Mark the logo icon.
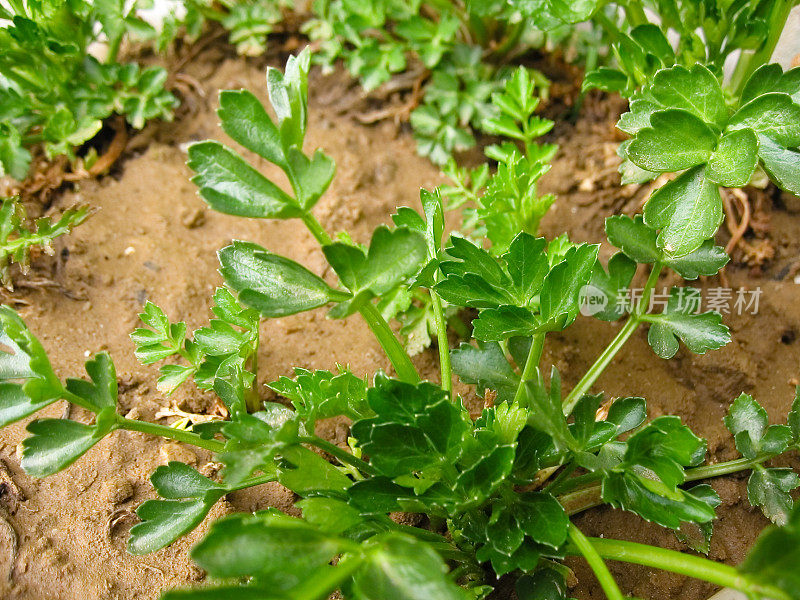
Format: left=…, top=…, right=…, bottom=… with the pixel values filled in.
left=579, top=284, right=608, bottom=317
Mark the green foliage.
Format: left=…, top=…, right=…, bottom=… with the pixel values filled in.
left=3, top=48, right=800, bottom=600
left=435, top=232, right=598, bottom=340
left=130, top=289, right=260, bottom=397
left=0, top=197, right=89, bottom=288
left=0, top=0, right=176, bottom=179
left=725, top=392, right=799, bottom=525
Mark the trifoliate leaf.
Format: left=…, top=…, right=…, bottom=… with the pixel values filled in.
left=351, top=376, right=471, bottom=478
left=323, top=226, right=427, bottom=299
left=268, top=368, right=370, bottom=426
left=724, top=392, right=793, bottom=460
left=129, top=462, right=232, bottom=555
left=645, top=288, right=730, bottom=359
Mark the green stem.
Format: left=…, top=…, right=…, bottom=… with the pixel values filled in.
left=106, top=34, right=122, bottom=64
left=685, top=455, right=769, bottom=482
left=244, top=335, right=261, bottom=413
left=300, top=211, right=418, bottom=384
left=543, top=463, right=578, bottom=495
left=576, top=537, right=791, bottom=600
left=227, top=472, right=277, bottom=492
left=300, top=435, right=378, bottom=476
left=431, top=290, right=452, bottom=395
left=118, top=417, right=225, bottom=452
left=301, top=212, right=333, bottom=246
left=568, top=524, right=624, bottom=600
left=562, top=263, right=662, bottom=416
left=624, top=0, right=648, bottom=27
left=729, top=0, right=794, bottom=97
left=359, top=301, right=420, bottom=384
left=512, top=333, right=545, bottom=406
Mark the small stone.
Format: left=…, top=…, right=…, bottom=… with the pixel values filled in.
left=123, top=246, right=136, bottom=256
left=181, top=208, right=206, bottom=229
left=101, top=477, right=134, bottom=505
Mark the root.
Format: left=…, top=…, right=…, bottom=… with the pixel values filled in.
left=722, top=188, right=751, bottom=255
left=64, top=115, right=129, bottom=181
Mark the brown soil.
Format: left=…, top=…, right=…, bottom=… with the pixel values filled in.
left=1, top=45, right=800, bottom=600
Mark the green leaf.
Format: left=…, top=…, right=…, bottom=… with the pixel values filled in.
left=643, top=165, right=722, bottom=258
left=729, top=93, right=800, bottom=148
left=286, top=148, right=336, bottom=209
left=585, top=253, right=636, bottom=321
left=525, top=368, right=575, bottom=452
left=625, top=415, right=707, bottom=487
left=129, top=462, right=259, bottom=555
left=675, top=484, right=721, bottom=554
left=605, top=214, right=659, bottom=264
left=627, top=109, right=717, bottom=172
left=269, top=368, right=370, bottom=426
left=351, top=534, right=470, bottom=600
left=191, top=511, right=346, bottom=586
left=665, top=241, right=729, bottom=280
left=450, top=342, right=519, bottom=403
left=0, top=307, right=63, bottom=426
left=790, top=387, right=800, bottom=444
left=351, top=375, right=471, bottom=478
left=515, top=492, right=569, bottom=548
left=64, top=352, right=117, bottom=412
left=0, top=125, right=31, bottom=180
left=539, top=244, right=599, bottom=330
left=601, top=417, right=715, bottom=529
left=706, top=128, right=759, bottom=187
left=323, top=226, right=427, bottom=299
left=756, top=133, right=800, bottom=196
left=739, top=503, right=800, bottom=599
left=646, top=288, right=730, bottom=359
left=188, top=141, right=302, bottom=219
left=219, top=240, right=351, bottom=317
left=218, top=89, right=285, bottom=167
left=724, top=393, right=793, bottom=460
left=650, top=64, right=727, bottom=129
left=748, top=467, right=799, bottom=526
left=582, top=68, right=629, bottom=94
left=741, top=64, right=800, bottom=105
left=279, top=444, right=353, bottom=496
left=20, top=408, right=118, bottom=477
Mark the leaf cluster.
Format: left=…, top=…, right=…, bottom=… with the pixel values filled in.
left=0, top=0, right=177, bottom=179
left=0, top=197, right=89, bottom=289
